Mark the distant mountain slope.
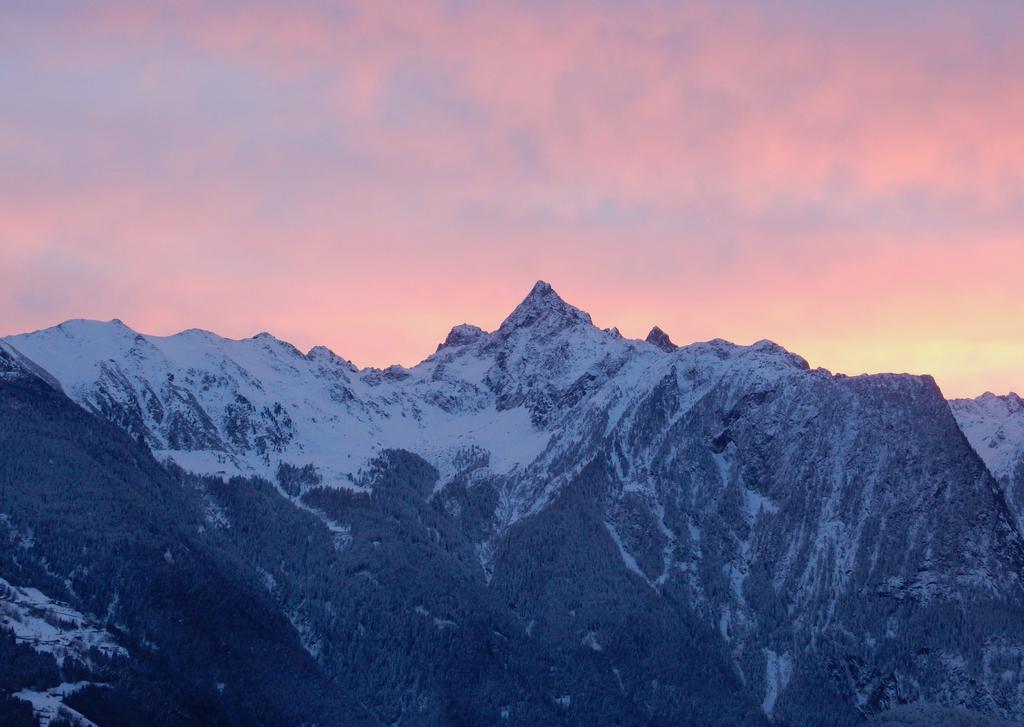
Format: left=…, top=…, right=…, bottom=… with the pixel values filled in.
left=0, top=355, right=372, bottom=725
left=5, top=282, right=1024, bottom=723
left=950, top=393, right=1024, bottom=531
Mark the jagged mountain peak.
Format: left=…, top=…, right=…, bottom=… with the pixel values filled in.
left=529, top=279, right=554, bottom=295
left=645, top=325, right=677, bottom=352
left=964, top=390, right=1024, bottom=411
left=497, top=280, right=593, bottom=334
left=437, top=323, right=486, bottom=351
left=307, top=345, right=358, bottom=371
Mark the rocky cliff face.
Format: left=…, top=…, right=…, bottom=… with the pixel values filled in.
left=6, top=281, right=1024, bottom=723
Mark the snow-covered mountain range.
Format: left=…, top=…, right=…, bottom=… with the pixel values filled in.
left=6, top=281, right=786, bottom=509
left=9, top=280, right=1023, bottom=526
left=3, top=281, right=1024, bottom=724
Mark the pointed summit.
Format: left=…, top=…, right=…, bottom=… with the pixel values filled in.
left=645, top=326, right=677, bottom=352
left=498, top=281, right=593, bottom=335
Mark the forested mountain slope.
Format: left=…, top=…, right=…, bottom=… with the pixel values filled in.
left=0, top=344, right=372, bottom=725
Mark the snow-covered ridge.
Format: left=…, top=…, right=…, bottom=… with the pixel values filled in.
left=950, top=392, right=1024, bottom=484
left=3, top=281, right=806, bottom=497
left=0, top=339, right=63, bottom=390
left=950, top=392, right=1024, bottom=532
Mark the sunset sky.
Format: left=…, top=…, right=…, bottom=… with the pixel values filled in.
left=2, top=1, right=1022, bottom=398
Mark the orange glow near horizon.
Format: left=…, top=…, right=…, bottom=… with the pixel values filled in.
left=1, top=1, right=1022, bottom=399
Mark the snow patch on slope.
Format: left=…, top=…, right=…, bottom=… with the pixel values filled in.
left=15, top=682, right=102, bottom=727
left=604, top=521, right=649, bottom=584
left=950, top=393, right=1024, bottom=483
left=762, top=649, right=793, bottom=718
left=0, top=577, right=126, bottom=667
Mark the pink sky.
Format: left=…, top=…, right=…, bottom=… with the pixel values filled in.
left=2, top=1, right=1022, bottom=398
